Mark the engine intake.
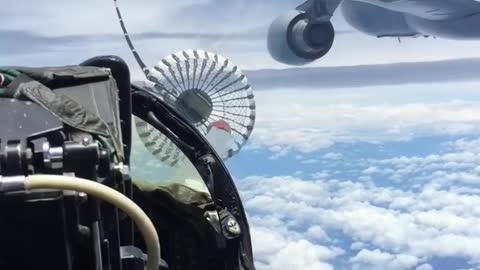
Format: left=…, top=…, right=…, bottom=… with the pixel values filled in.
left=267, top=10, right=335, bottom=65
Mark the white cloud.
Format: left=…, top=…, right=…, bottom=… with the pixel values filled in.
left=5, top=0, right=480, bottom=71
left=363, top=166, right=380, bottom=174
left=249, top=218, right=343, bottom=270
left=0, top=0, right=209, bottom=36
left=323, top=152, right=343, bottom=160
left=350, top=242, right=365, bottom=251
left=250, top=86, right=480, bottom=155
left=240, top=174, right=480, bottom=269
left=350, top=249, right=419, bottom=270
left=267, top=145, right=292, bottom=160
left=239, top=138, right=480, bottom=269
left=306, top=226, right=331, bottom=242
left=265, top=240, right=343, bottom=270
left=311, top=171, right=330, bottom=179
left=451, top=138, right=480, bottom=153
left=416, top=264, right=433, bottom=270
left=366, top=138, right=480, bottom=188
left=301, top=159, right=319, bottom=164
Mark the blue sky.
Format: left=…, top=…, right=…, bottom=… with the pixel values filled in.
left=4, top=1, right=480, bottom=270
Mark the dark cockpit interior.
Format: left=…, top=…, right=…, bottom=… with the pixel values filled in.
left=0, top=55, right=255, bottom=270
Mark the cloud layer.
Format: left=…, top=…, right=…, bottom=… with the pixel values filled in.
left=4, top=1, right=480, bottom=71
left=245, top=58, right=480, bottom=90
left=249, top=84, right=480, bottom=157
left=238, top=136, right=480, bottom=270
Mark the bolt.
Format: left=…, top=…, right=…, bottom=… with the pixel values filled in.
left=78, top=225, right=91, bottom=237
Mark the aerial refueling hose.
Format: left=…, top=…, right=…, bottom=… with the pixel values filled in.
left=22, top=174, right=161, bottom=270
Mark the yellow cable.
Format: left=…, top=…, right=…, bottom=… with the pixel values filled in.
left=25, top=174, right=161, bottom=270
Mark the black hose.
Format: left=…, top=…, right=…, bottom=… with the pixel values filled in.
left=112, top=0, right=151, bottom=78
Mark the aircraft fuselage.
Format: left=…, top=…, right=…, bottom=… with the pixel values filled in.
left=267, top=0, right=480, bottom=65
left=355, top=0, right=480, bottom=20
left=342, top=0, right=480, bottom=39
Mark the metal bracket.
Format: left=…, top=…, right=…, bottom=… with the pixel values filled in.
left=113, top=163, right=130, bottom=178
left=43, top=141, right=64, bottom=170
left=120, top=246, right=169, bottom=270
left=205, top=210, right=221, bottom=234
left=0, top=175, right=26, bottom=192
left=296, top=0, right=342, bottom=22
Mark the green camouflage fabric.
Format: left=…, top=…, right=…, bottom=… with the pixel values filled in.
left=0, top=66, right=123, bottom=161
left=0, top=69, right=21, bottom=95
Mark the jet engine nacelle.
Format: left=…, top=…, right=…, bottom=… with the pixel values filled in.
left=267, top=10, right=335, bottom=66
